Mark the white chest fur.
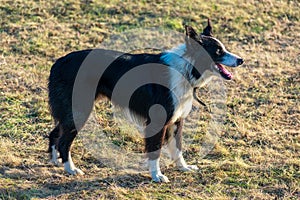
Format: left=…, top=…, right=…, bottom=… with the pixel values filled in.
left=160, top=43, right=196, bottom=123
left=171, top=90, right=193, bottom=123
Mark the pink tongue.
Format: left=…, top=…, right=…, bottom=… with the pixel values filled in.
left=216, top=63, right=232, bottom=79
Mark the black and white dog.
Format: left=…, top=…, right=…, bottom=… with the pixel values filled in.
left=48, top=19, right=243, bottom=182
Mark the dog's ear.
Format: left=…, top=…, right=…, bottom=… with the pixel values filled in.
left=202, top=18, right=213, bottom=36
left=185, top=25, right=198, bottom=39
left=184, top=25, right=203, bottom=46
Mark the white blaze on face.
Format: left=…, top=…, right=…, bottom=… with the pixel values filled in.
left=210, top=37, right=242, bottom=67
left=221, top=51, right=242, bottom=67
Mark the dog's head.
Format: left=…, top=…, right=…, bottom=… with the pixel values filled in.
left=184, top=19, right=244, bottom=80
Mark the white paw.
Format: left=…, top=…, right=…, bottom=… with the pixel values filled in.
left=50, top=157, right=63, bottom=166
left=64, top=161, right=84, bottom=175
left=178, top=165, right=199, bottom=172
left=65, top=167, right=85, bottom=175
left=151, top=172, right=170, bottom=183
left=50, top=145, right=62, bottom=166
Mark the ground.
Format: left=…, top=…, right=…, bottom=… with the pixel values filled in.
left=0, top=0, right=299, bottom=199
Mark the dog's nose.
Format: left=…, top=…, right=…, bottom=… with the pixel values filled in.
left=237, top=58, right=244, bottom=65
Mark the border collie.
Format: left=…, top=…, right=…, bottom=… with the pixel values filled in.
left=48, top=19, right=243, bottom=182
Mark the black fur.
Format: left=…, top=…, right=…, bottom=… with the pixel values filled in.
left=48, top=50, right=183, bottom=163
left=48, top=20, right=243, bottom=179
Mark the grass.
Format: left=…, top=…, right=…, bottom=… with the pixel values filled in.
left=0, top=0, right=299, bottom=199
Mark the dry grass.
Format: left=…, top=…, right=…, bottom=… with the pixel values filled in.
left=0, top=0, right=299, bottom=199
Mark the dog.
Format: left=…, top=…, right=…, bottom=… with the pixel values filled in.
left=48, top=19, right=243, bottom=182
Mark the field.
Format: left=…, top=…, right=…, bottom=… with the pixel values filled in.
left=0, top=0, right=299, bottom=199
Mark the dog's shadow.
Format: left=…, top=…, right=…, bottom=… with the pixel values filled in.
left=0, top=162, right=152, bottom=199
left=81, top=155, right=152, bottom=187
left=101, top=173, right=152, bottom=188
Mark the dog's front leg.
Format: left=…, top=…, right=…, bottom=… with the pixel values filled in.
left=167, top=119, right=199, bottom=172
left=148, top=158, right=169, bottom=183
left=145, top=126, right=169, bottom=183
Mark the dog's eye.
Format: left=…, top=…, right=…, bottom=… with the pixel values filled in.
left=216, top=48, right=223, bottom=56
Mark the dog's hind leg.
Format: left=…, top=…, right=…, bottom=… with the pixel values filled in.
left=145, top=125, right=169, bottom=183
left=167, top=119, right=198, bottom=172
left=58, top=126, right=84, bottom=175
left=48, top=123, right=62, bottom=165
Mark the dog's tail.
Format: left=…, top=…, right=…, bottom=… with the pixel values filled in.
left=48, top=55, right=70, bottom=120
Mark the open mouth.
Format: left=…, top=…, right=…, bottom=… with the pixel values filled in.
left=215, top=63, right=233, bottom=80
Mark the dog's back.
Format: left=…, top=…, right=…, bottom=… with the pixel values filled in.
left=48, top=49, right=165, bottom=125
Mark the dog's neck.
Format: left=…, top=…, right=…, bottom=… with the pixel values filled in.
left=163, top=44, right=193, bottom=64
left=161, top=44, right=199, bottom=87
